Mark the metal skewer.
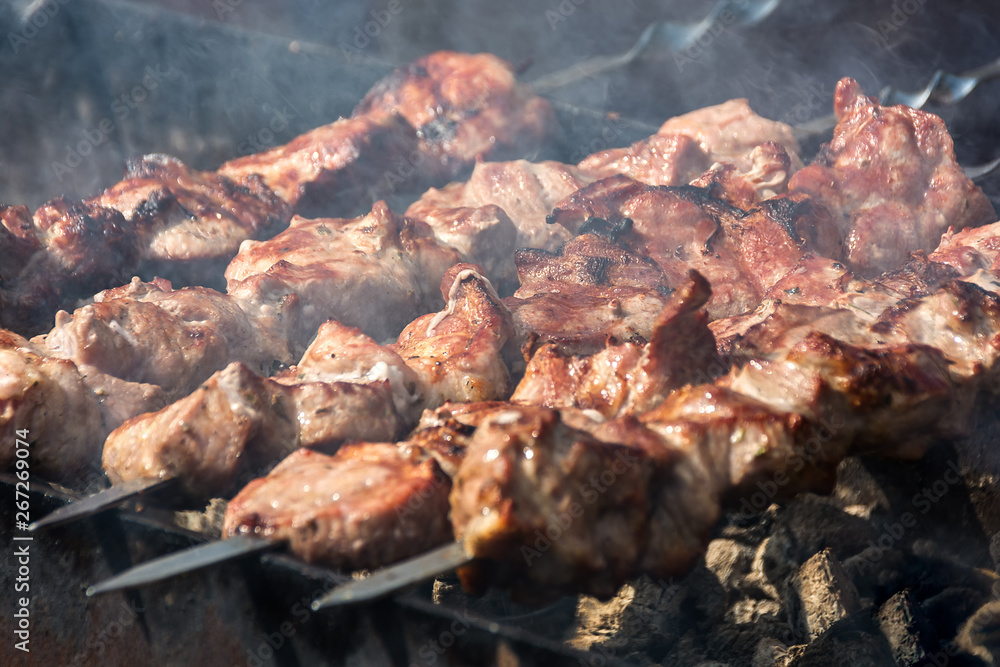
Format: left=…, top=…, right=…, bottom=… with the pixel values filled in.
left=528, top=0, right=783, bottom=93
left=29, top=476, right=176, bottom=531
left=85, top=535, right=283, bottom=596
left=311, top=541, right=474, bottom=610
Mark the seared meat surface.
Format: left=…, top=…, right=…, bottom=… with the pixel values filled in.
left=392, top=264, right=515, bottom=408
left=218, top=113, right=422, bottom=217
left=94, top=154, right=292, bottom=288
left=579, top=98, right=803, bottom=186
left=547, top=176, right=839, bottom=320
left=0, top=200, right=138, bottom=335
left=450, top=404, right=654, bottom=600
left=355, top=51, right=555, bottom=173
left=511, top=271, right=721, bottom=417
left=33, top=277, right=294, bottom=401
left=789, top=78, right=995, bottom=277
left=281, top=319, right=423, bottom=422
left=102, top=362, right=405, bottom=497
left=406, top=160, right=593, bottom=252
left=225, top=202, right=462, bottom=349
left=224, top=445, right=453, bottom=570
left=0, top=330, right=164, bottom=481
left=503, top=233, right=673, bottom=359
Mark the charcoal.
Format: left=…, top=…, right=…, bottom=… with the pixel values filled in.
left=956, top=599, right=1000, bottom=665
left=876, top=589, right=938, bottom=666
left=921, top=587, right=993, bottom=645
left=783, top=615, right=896, bottom=667
left=704, top=538, right=757, bottom=593
left=791, top=549, right=863, bottom=641
left=842, top=547, right=909, bottom=598
left=770, top=494, right=880, bottom=566
left=570, top=575, right=688, bottom=656
left=751, top=639, right=806, bottom=667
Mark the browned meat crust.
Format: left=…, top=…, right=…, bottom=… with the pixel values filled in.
left=406, top=160, right=592, bottom=253
left=225, top=201, right=462, bottom=349
left=0, top=200, right=139, bottom=335
left=789, top=78, right=995, bottom=276
left=579, top=98, right=803, bottom=187
left=450, top=405, right=654, bottom=600
left=503, top=232, right=673, bottom=360
left=102, top=362, right=406, bottom=497
left=224, top=445, right=453, bottom=570
left=392, top=264, right=515, bottom=408
left=355, top=51, right=556, bottom=173
left=218, top=113, right=423, bottom=217
left=547, top=176, right=840, bottom=320
left=511, top=271, right=721, bottom=417
left=94, top=154, right=292, bottom=287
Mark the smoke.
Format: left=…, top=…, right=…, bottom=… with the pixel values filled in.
left=2, top=0, right=1000, bottom=208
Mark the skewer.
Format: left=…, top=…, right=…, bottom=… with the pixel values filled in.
left=29, top=477, right=175, bottom=532
left=528, top=0, right=783, bottom=93
left=85, top=535, right=282, bottom=596
left=311, top=541, right=474, bottom=610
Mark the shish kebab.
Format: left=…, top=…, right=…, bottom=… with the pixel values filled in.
left=0, top=50, right=554, bottom=336
left=86, top=251, right=1000, bottom=604
left=28, top=261, right=514, bottom=529
left=25, top=78, right=996, bottom=533
left=7, top=50, right=554, bottom=507
left=14, top=52, right=805, bottom=519
left=83, top=79, right=1000, bottom=600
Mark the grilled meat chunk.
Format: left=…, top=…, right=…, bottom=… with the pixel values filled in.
left=688, top=142, right=797, bottom=210
left=94, top=154, right=292, bottom=288
left=33, top=277, right=294, bottom=400
left=102, top=362, right=405, bottom=497
left=218, top=112, right=423, bottom=217
left=406, top=160, right=593, bottom=252
left=225, top=201, right=461, bottom=349
left=872, top=278, right=1000, bottom=391
left=1, top=331, right=113, bottom=481
left=789, top=77, right=995, bottom=276
left=450, top=405, right=654, bottom=600
left=579, top=98, right=803, bottom=186
left=548, top=177, right=839, bottom=319
left=403, top=204, right=518, bottom=288
left=930, top=221, right=1000, bottom=275
left=224, top=445, right=453, bottom=570
left=392, top=264, right=515, bottom=408
left=355, top=51, right=556, bottom=173
left=281, top=319, right=423, bottom=422
left=503, top=233, right=673, bottom=359
left=511, top=271, right=722, bottom=417
left=0, top=200, right=139, bottom=335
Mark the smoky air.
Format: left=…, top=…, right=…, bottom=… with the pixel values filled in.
left=2, top=0, right=1000, bottom=210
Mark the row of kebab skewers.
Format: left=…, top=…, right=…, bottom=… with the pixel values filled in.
left=6, top=51, right=1000, bottom=606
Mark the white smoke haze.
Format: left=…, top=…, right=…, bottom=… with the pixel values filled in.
left=1, top=0, right=999, bottom=207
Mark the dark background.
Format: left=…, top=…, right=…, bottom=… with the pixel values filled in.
left=2, top=0, right=1000, bottom=209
